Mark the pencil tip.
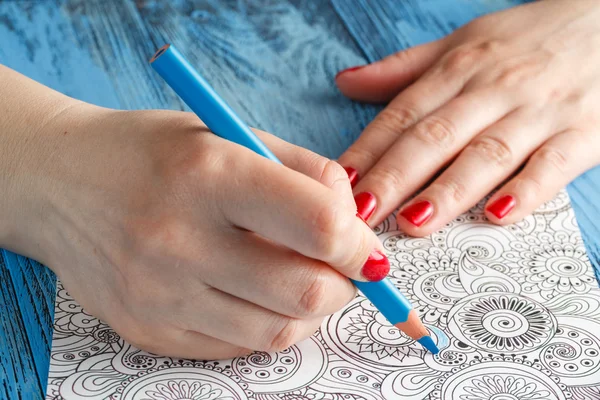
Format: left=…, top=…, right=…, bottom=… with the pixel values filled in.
left=417, top=336, right=439, bottom=354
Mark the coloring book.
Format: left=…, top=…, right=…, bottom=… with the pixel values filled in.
left=46, top=190, right=600, bottom=399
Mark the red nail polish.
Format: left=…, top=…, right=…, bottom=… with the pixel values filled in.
left=361, top=249, right=390, bottom=281
left=344, top=166, right=359, bottom=188
left=486, top=195, right=516, bottom=219
left=335, top=66, right=363, bottom=79
left=400, top=201, right=433, bottom=227
left=354, top=192, right=376, bottom=221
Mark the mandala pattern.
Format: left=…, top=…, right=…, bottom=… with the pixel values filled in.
left=54, top=286, right=104, bottom=335
left=47, top=191, right=600, bottom=399
left=505, top=231, right=595, bottom=301
left=142, top=380, right=230, bottom=400
left=431, top=357, right=571, bottom=400
left=391, top=246, right=465, bottom=326
left=447, top=293, right=556, bottom=354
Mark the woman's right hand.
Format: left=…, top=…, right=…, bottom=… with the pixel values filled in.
left=7, top=100, right=387, bottom=359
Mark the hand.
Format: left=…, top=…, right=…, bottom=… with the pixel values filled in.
left=335, top=0, right=600, bottom=235
left=6, top=101, right=387, bottom=359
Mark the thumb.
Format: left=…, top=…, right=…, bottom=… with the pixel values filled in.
left=335, top=38, right=448, bottom=103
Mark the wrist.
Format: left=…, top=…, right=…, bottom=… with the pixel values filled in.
left=0, top=76, right=90, bottom=264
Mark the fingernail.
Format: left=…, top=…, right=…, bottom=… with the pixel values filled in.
left=354, top=192, right=376, bottom=221
left=344, top=166, right=359, bottom=188
left=486, top=195, right=516, bottom=219
left=361, top=249, right=390, bottom=281
left=335, top=66, right=363, bottom=79
left=400, top=201, right=433, bottom=227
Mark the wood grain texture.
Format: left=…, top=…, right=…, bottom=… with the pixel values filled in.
left=2, top=253, right=56, bottom=392
left=134, top=0, right=376, bottom=157
left=0, top=0, right=599, bottom=398
left=332, top=0, right=531, bottom=59
left=0, top=254, right=42, bottom=399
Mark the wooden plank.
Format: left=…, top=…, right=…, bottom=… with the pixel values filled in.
left=0, top=253, right=42, bottom=399
left=2, top=251, right=55, bottom=394
left=568, top=169, right=600, bottom=278
left=0, top=1, right=147, bottom=397
left=60, top=0, right=174, bottom=111
left=134, top=0, right=376, bottom=157
left=0, top=1, right=122, bottom=108
left=331, top=0, right=532, bottom=60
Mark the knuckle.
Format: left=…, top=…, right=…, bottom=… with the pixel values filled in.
left=442, top=46, right=478, bottom=73
left=312, top=200, right=350, bottom=260
left=432, top=177, right=467, bottom=204
left=164, top=138, right=224, bottom=183
left=319, top=159, right=349, bottom=189
left=375, top=105, right=420, bottom=133
left=343, top=146, right=378, bottom=169
left=477, top=39, right=503, bottom=54
left=296, top=268, right=328, bottom=317
left=368, top=166, right=409, bottom=193
left=129, top=337, right=163, bottom=355
left=267, top=318, right=299, bottom=352
left=113, top=317, right=161, bottom=354
left=495, top=64, right=530, bottom=89
left=493, top=59, right=543, bottom=90
left=192, top=148, right=227, bottom=182
left=466, top=136, right=513, bottom=166
left=442, top=40, right=501, bottom=74
left=533, top=147, right=568, bottom=174
left=411, top=116, right=456, bottom=149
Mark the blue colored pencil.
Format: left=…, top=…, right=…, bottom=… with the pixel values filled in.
left=150, top=44, right=439, bottom=354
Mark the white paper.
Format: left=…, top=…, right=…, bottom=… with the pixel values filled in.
left=46, top=190, right=600, bottom=399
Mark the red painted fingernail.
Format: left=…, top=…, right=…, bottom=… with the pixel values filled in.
left=355, top=192, right=376, bottom=221
left=361, top=249, right=390, bottom=281
left=335, top=66, right=363, bottom=79
left=400, top=201, right=434, bottom=227
left=344, top=167, right=359, bottom=188
left=486, top=195, right=516, bottom=219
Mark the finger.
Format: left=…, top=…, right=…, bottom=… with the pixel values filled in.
left=170, top=330, right=252, bottom=359
left=395, top=107, right=554, bottom=235
left=182, top=286, right=323, bottom=352
left=338, top=41, right=498, bottom=188
left=351, top=87, right=515, bottom=226
left=210, top=137, right=387, bottom=282
left=335, top=38, right=449, bottom=103
left=485, top=129, right=599, bottom=224
left=201, top=230, right=355, bottom=319
left=148, top=329, right=252, bottom=360
left=254, top=129, right=353, bottom=204
left=107, top=310, right=253, bottom=360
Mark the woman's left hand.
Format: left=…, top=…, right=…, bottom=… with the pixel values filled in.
left=335, top=0, right=600, bottom=235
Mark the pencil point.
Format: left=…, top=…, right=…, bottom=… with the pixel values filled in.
left=417, top=336, right=439, bottom=354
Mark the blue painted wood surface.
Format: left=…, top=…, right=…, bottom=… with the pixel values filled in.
left=1, top=0, right=599, bottom=398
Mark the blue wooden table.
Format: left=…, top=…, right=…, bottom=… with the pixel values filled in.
left=2, top=1, right=600, bottom=398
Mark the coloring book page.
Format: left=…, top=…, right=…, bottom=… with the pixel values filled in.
left=46, top=190, right=600, bottom=400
